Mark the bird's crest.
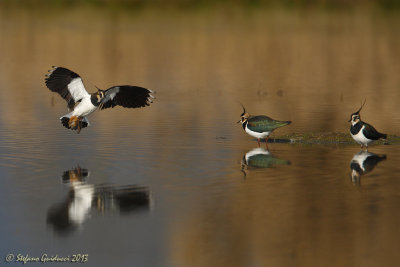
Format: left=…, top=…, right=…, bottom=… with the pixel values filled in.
left=354, top=99, right=366, bottom=115
left=238, top=103, right=250, bottom=123
left=349, top=99, right=366, bottom=122
left=240, top=103, right=246, bottom=117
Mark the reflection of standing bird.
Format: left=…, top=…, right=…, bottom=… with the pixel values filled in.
left=241, top=148, right=290, bottom=178
left=238, top=104, right=291, bottom=147
left=349, top=101, right=387, bottom=150
left=45, top=66, right=155, bottom=133
left=242, top=148, right=290, bottom=169
left=350, top=150, right=387, bottom=184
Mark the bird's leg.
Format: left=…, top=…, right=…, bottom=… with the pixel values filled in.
left=257, top=138, right=261, bottom=147
left=76, top=117, right=83, bottom=134
left=265, top=137, right=269, bottom=149
left=68, top=116, right=78, bottom=129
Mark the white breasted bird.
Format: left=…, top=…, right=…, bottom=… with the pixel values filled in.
left=238, top=104, right=291, bottom=147
left=45, top=66, right=155, bottom=133
left=349, top=100, right=387, bottom=150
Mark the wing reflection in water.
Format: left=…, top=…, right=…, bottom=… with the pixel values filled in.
left=241, top=148, right=290, bottom=176
left=47, top=167, right=152, bottom=235
left=350, top=151, right=387, bottom=185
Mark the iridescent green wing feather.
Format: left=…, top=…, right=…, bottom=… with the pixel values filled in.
left=247, top=115, right=291, bottom=133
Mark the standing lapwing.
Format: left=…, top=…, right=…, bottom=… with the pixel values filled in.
left=238, top=104, right=291, bottom=147
left=349, top=100, right=387, bottom=150
left=45, top=66, right=155, bottom=133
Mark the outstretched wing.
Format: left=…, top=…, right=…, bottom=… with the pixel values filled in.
left=247, top=115, right=291, bottom=133
left=99, top=85, right=155, bottom=110
left=45, top=66, right=90, bottom=110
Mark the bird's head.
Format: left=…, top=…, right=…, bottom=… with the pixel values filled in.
left=349, top=113, right=361, bottom=125
left=238, top=103, right=250, bottom=124
left=95, top=88, right=105, bottom=102
left=62, top=166, right=89, bottom=184
left=349, top=100, right=365, bottom=125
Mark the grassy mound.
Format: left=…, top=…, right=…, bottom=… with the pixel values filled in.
left=270, top=132, right=400, bottom=145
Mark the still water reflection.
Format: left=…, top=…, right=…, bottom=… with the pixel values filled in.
left=47, top=167, right=152, bottom=236
left=349, top=150, right=387, bottom=185
left=241, top=147, right=290, bottom=176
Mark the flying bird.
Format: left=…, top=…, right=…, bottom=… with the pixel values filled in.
left=45, top=66, right=155, bottom=133
left=349, top=100, right=386, bottom=150
left=238, top=104, right=291, bottom=147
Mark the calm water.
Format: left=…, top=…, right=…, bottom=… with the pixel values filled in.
left=1, top=6, right=400, bottom=267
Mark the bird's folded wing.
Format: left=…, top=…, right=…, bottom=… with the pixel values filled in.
left=247, top=116, right=286, bottom=133
left=362, top=122, right=383, bottom=140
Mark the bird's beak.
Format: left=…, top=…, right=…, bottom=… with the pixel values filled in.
left=237, top=119, right=241, bottom=123
left=348, top=118, right=351, bottom=122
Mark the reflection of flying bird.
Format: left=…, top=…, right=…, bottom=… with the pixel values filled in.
left=350, top=150, right=387, bottom=184
left=62, top=166, right=89, bottom=183
left=241, top=148, right=290, bottom=171
left=45, top=66, right=155, bottom=133
left=349, top=100, right=387, bottom=150
left=238, top=104, right=291, bottom=147
left=47, top=167, right=152, bottom=235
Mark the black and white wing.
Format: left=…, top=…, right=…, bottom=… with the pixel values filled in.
left=99, top=85, right=155, bottom=110
left=363, top=122, right=387, bottom=140
left=45, top=66, right=90, bottom=110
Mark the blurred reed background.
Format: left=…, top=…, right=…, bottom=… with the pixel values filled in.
left=1, top=0, right=400, bottom=9
left=0, top=1, right=399, bottom=135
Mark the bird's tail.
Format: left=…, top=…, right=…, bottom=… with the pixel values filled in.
left=275, top=120, right=292, bottom=129
left=380, top=133, right=387, bottom=139
left=60, top=113, right=90, bottom=132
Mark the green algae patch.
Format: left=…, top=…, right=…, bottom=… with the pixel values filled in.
left=270, top=132, right=400, bottom=145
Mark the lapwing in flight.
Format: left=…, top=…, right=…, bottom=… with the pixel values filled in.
left=45, top=66, right=155, bottom=133
left=349, top=100, right=386, bottom=150
left=238, top=104, right=291, bottom=147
